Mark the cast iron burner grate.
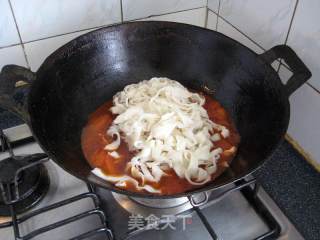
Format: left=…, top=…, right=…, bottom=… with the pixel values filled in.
left=0, top=130, right=49, bottom=217
left=0, top=130, right=113, bottom=240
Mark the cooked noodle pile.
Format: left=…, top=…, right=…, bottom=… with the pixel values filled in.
left=92, top=78, right=233, bottom=193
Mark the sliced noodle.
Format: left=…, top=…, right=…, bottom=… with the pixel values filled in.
left=96, top=78, right=233, bottom=191
left=92, top=168, right=161, bottom=193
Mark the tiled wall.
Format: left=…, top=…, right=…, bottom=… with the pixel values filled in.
left=0, top=0, right=207, bottom=71
left=207, top=0, right=320, bottom=167
left=0, top=0, right=319, bottom=166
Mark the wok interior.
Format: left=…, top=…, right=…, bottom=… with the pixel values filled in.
left=29, top=22, right=289, bottom=198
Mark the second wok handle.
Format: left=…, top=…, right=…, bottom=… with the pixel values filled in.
left=259, top=45, right=312, bottom=96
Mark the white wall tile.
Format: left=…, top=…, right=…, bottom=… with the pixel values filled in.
left=0, top=0, right=20, bottom=47
left=207, top=10, right=217, bottom=30
left=278, top=64, right=292, bottom=85
left=10, top=0, right=121, bottom=42
left=26, top=7, right=207, bottom=72
left=215, top=17, right=263, bottom=53
left=280, top=64, right=320, bottom=164
left=140, top=8, right=206, bottom=27
left=0, top=45, right=27, bottom=70
left=219, top=0, right=296, bottom=50
left=287, top=0, right=320, bottom=91
left=207, top=11, right=277, bottom=66
left=271, top=61, right=280, bottom=72
left=123, top=0, right=206, bottom=21
left=207, top=0, right=219, bottom=13
left=24, top=29, right=93, bottom=71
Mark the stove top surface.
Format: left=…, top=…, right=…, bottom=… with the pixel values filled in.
left=0, top=124, right=304, bottom=240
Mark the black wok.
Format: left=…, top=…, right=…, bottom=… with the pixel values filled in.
left=0, top=22, right=311, bottom=199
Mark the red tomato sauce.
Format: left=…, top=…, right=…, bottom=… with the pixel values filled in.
left=81, top=93, right=240, bottom=195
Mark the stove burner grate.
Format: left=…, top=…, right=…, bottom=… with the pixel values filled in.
left=0, top=130, right=49, bottom=217
left=0, top=129, right=113, bottom=240
left=0, top=185, right=113, bottom=240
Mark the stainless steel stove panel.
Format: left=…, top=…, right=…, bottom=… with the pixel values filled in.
left=201, top=191, right=269, bottom=240
left=0, top=124, right=305, bottom=240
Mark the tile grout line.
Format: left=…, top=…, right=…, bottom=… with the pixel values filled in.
left=306, top=83, right=320, bottom=95
left=120, top=0, right=124, bottom=22
left=21, top=23, right=121, bottom=45
left=207, top=6, right=219, bottom=14
left=216, top=0, right=221, bottom=31
left=204, top=6, right=209, bottom=28
left=284, top=0, right=299, bottom=46
left=7, top=0, right=30, bottom=68
left=0, top=43, right=21, bottom=50
left=277, top=0, right=299, bottom=73
left=127, top=6, right=206, bottom=22
left=280, top=62, right=291, bottom=71
left=204, top=0, right=209, bottom=28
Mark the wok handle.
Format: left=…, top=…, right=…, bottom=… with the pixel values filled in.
left=259, top=45, right=312, bottom=96
left=0, top=65, right=35, bottom=123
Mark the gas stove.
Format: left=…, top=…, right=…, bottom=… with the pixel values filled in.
left=0, top=124, right=304, bottom=240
